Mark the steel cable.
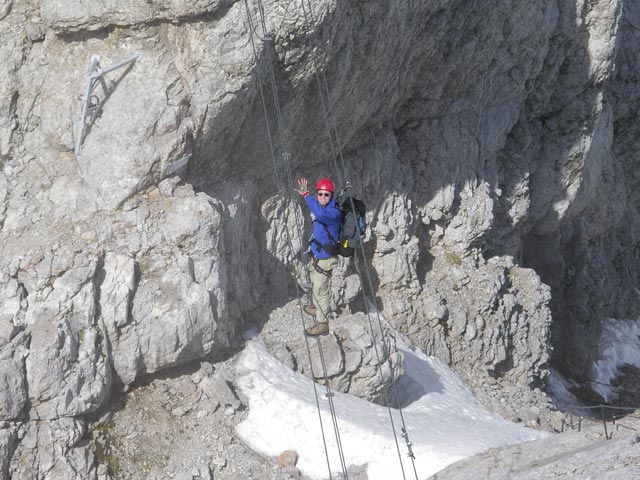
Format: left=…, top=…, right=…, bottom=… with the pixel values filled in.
left=299, top=1, right=419, bottom=477
left=244, top=1, right=350, bottom=477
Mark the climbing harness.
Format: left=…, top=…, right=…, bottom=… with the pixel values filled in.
left=311, top=255, right=333, bottom=278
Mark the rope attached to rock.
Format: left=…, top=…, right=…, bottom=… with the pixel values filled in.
left=299, top=0, right=419, bottom=477
left=244, top=1, right=350, bottom=478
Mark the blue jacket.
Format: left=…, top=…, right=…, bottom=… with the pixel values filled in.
left=305, top=195, right=342, bottom=259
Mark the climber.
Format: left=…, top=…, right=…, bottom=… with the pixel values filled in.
left=295, top=177, right=342, bottom=336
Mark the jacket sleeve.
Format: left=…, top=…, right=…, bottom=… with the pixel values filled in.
left=305, top=196, right=342, bottom=224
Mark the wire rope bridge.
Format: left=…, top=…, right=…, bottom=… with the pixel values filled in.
left=243, top=1, right=419, bottom=478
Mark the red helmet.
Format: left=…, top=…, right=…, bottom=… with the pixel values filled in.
left=315, top=178, right=335, bottom=192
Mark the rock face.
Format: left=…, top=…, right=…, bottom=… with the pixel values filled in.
left=403, top=253, right=552, bottom=392
left=260, top=302, right=404, bottom=405
left=1, top=0, right=639, bottom=477
left=40, top=0, right=231, bottom=33
left=427, top=417, right=640, bottom=480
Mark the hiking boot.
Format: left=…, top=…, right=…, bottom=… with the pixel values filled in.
left=303, top=304, right=317, bottom=316
left=305, top=322, right=329, bottom=337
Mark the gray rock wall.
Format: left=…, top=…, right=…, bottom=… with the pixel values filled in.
left=1, top=0, right=638, bottom=477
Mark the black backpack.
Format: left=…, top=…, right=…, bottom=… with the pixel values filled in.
left=334, top=192, right=367, bottom=257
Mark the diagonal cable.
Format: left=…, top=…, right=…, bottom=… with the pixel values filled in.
left=245, top=1, right=350, bottom=477
left=299, top=1, right=420, bottom=477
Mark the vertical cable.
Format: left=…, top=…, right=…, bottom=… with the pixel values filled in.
left=245, top=1, right=350, bottom=477
left=299, top=1, right=419, bottom=477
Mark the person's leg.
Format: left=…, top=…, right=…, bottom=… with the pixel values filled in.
left=311, top=269, right=330, bottom=324
left=312, top=257, right=339, bottom=324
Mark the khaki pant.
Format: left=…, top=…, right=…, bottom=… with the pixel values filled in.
left=310, top=256, right=340, bottom=324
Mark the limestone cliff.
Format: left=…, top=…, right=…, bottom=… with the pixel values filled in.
left=0, top=0, right=638, bottom=478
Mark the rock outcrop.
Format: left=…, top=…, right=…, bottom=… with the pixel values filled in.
left=260, top=302, right=404, bottom=405
left=427, top=416, right=640, bottom=480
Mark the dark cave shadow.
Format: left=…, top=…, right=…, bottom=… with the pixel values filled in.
left=478, top=0, right=639, bottom=406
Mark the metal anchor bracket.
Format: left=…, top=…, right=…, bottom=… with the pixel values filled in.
left=165, top=152, right=192, bottom=177
left=402, top=427, right=416, bottom=459
left=74, top=52, right=143, bottom=156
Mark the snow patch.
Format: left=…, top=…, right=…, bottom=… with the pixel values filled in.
left=235, top=336, right=546, bottom=479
